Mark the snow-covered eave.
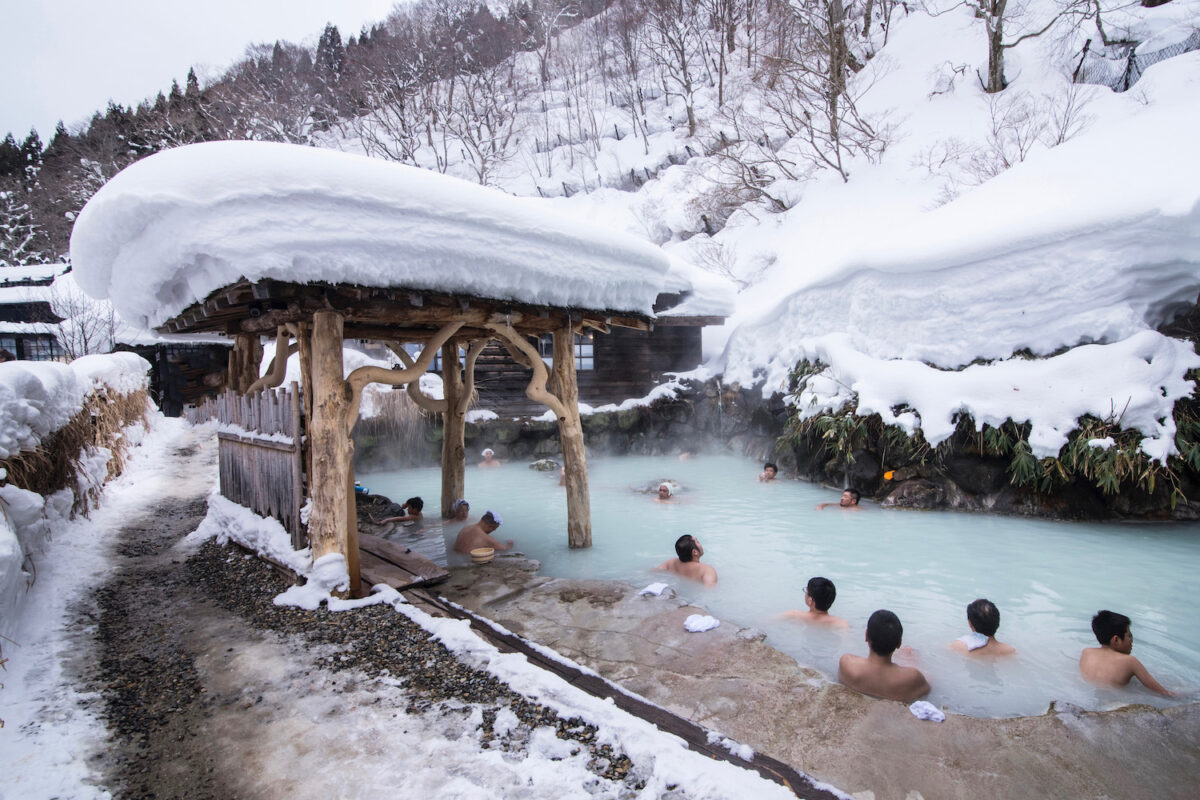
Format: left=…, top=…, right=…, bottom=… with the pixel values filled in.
left=70, top=141, right=676, bottom=329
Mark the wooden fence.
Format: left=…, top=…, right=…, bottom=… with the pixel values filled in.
left=186, top=385, right=306, bottom=550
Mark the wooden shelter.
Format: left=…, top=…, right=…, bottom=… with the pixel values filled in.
left=69, top=140, right=717, bottom=598
left=158, top=278, right=652, bottom=595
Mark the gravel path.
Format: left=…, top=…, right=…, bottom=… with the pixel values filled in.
left=76, top=462, right=648, bottom=799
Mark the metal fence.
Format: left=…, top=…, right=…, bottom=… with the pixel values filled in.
left=1075, top=30, right=1200, bottom=92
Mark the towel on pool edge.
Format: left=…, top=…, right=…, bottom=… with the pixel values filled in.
left=909, top=701, right=945, bottom=722
left=684, top=614, right=720, bottom=633
left=639, top=582, right=669, bottom=596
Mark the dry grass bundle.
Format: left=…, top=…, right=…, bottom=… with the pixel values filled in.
left=354, top=388, right=431, bottom=442
left=0, top=387, right=150, bottom=516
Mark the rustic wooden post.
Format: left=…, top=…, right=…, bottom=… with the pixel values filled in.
left=230, top=333, right=263, bottom=393
left=295, top=321, right=314, bottom=495
left=307, top=310, right=358, bottom=597
left=441, top=342, right=465, bottom=518
left=486, top=321, right=592, bottom=548
left=552, top=323, right=591, bottom=548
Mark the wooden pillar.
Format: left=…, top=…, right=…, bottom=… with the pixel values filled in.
left=441, top=342, right=466, bottom=518
left=307, top=310, right=359, bottom=596
left=230, top=333, right=263, bottom=393
left=295, top=321, right=314, bottom=499
left=552, top=324, right=591, bottom=549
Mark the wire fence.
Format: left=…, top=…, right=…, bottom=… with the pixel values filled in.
left=1075, top=30, right=1200, bottom=92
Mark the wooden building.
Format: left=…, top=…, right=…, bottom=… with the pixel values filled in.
left=0, top=264, right=69, bottom=361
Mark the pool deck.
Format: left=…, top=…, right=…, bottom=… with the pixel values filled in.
left=437, top=556, right=1200, bottom=800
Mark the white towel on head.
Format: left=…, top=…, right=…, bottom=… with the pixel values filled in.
left=639, top=582, right=669, bottom=596
left=958, top=632, right=989, bottom=651
left=684, top=614, right=720, bottom=632
left=909, top=701, right=945, bottom=722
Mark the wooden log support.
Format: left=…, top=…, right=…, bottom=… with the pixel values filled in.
left=229, top=333, right=263, bottom=393
left=441, top=342, right=465, bottom=518
left=246, top=326, right=298, bottom=395
left=552, top=323, right=591, bottom=549
left=486, top=321, right=592, bottom=548
left=307, top=310, right=359, bottom=597
left=390, top=338, right=490, bottom=518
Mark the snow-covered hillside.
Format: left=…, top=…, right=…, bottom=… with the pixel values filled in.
left=324, top=0, right=1200, bottom=466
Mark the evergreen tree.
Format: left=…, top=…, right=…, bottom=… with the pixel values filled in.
left=20, top=128, right=43, bottom=188
left=0, top=134, right=21, bottom=178
left=0, top=183, right=46, bottom=267
left=186, top=67, right=201, bottom=96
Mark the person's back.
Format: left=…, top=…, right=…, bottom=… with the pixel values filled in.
left=1080, top=610, right=1173, bottom=695
left=781, top=576, right=848, bottom=628
left=453, top=511, right=513, bottom=554
left=950, top=598, right=1015, bottom=656
left=838, top=609, right=930, bottom=702
left=655, top=534, right=717, bottom=587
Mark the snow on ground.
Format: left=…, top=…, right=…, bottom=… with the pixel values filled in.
left=1, top=416, right=213, bottom=800
left=3, top=419, right=807, bottom=799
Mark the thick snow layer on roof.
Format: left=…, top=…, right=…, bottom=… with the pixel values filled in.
left=69, top=141, right=675, bottom=329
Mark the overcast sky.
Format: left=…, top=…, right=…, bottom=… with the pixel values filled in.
left=1, top=1, right=399, bottom=141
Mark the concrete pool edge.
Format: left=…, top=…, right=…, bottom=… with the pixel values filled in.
left=436, top=557, right=1200, bottom=800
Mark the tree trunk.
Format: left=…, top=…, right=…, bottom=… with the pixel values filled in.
left=441, top=342, right=466, bottom=518
left=307, top=310, right=358, bottom=597
left=986, top=5, right=1007, bottom=93
left=552, top=325, right=591, bottom=549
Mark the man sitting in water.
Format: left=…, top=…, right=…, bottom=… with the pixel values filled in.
left=453, top=510, right=513, bottom=554
left=759, top=462, right=778, bottom=482
left=1079, top=610, right=1174, bottom=696
left=655, top=483, right=677, bottom=503
left=448, top=498, right=470, bottom=521
left=654, top=534, right=717, bottom=587
left=780, top=576, right=848, bottom=628
left=817, top=488, right=861, bottom=510
left=371, top=496, right=424, bottom=526
left=838, top=609, right=931, bottom=702
left=950, top=598, right=1015, bottom=656
left=479, top=448, right=501, bottom=468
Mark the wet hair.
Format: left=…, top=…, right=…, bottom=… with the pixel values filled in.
left=967, top=599, right=1000, bottom=637
left=844, top=488, right=861, bottom=504
left=1092, top=610, right=1131, bottom=646
left=866, top=609, right=903, bottom=657
left=675, top=534, right=698, bottom=562
left=404, top=497, right=424, bottom=512
left=763, top=462, right=777, bottom=473
left=806, top=577, right=837, bottom=612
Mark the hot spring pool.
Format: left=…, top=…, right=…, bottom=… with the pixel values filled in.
left=362, top=453, right=1200, bottom=717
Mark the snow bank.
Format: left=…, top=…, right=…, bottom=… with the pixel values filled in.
left=189, top=493, right=311, bottom=576
left=0, top=352, right=151, bottom=640
left=719, top=50, right=1200, bottom=460
left=69, top=140, right=675, bottom=329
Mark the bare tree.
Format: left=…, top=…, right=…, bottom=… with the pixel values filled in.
left=643, top=0, right=707, bottom=137
left=444, top=61, right=527, bottom=185
left=46, top=276, right=131, bottom=360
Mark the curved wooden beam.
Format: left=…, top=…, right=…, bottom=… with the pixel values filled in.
left=345, top=321, right=464, bottom=432
left=485, top=323, right=566, bottom=419
left=246, top=327, right=298, bottom=395
left=458, top=338, right=490, bottom=416
left=385, top=341, right=448, bottom=414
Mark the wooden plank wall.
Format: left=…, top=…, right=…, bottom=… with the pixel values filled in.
left=187, top=385, right=307, bottom=550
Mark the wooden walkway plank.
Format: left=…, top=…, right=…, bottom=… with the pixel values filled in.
left=359, top=532, right=449, bottom=586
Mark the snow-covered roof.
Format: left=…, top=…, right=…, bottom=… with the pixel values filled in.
left=0, top=264, right=69, bottom=287
left=69, top=141, right=679, bottom=331
left=657, top=255, right=734, bottom=321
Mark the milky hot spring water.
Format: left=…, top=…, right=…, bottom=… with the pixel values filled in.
left=363, top=454, right=1200, bottom=717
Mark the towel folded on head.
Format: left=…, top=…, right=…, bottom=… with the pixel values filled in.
left=639, top=582, right=669, bottom=596
left=684, top=614, right=720, bottom=633
left=958, top=632, right=989, bottom=651
left=909, top=701, right=945, bottom=722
